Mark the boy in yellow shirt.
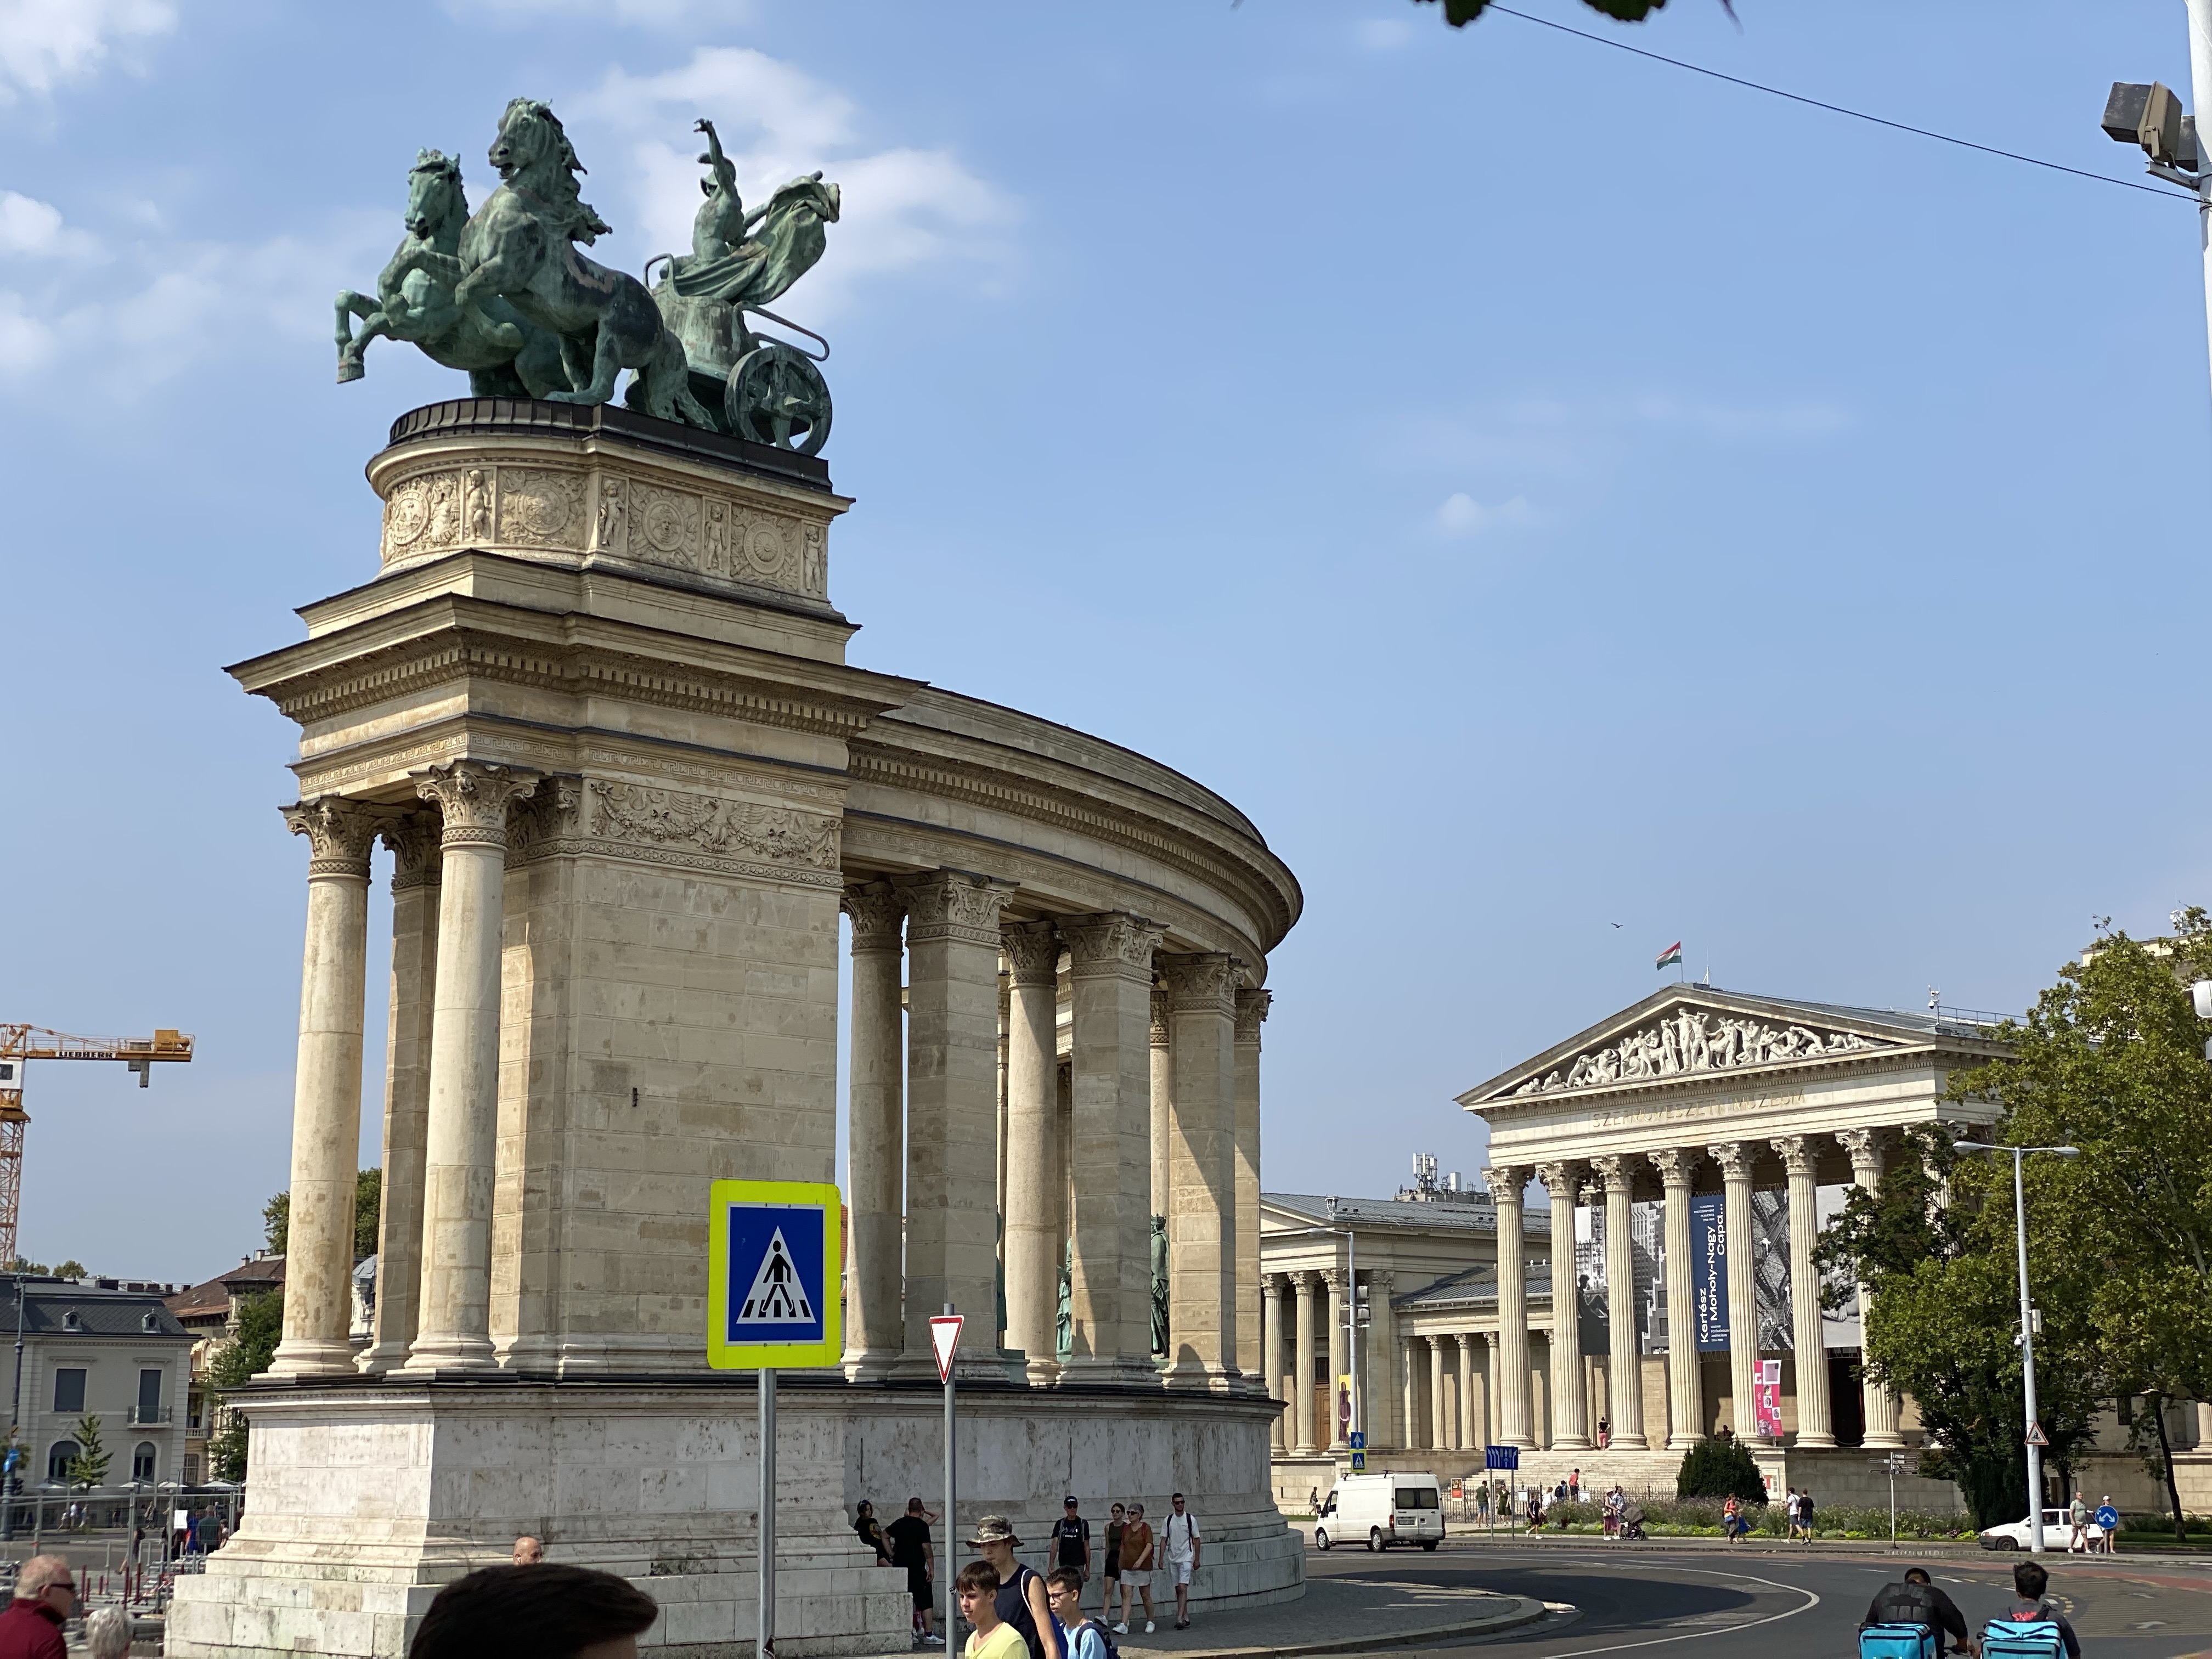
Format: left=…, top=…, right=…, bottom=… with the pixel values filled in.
left=958, top=1561, right=1027, bottom=1659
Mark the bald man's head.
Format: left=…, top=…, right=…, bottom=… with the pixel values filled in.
left=512, top=1536, right=544, bottom=1566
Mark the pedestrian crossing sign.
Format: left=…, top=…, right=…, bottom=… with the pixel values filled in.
left=707, top=1179, right=842, bottom=1369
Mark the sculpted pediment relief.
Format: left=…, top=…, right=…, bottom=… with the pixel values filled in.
left=1504, top=1003, right=1900, bottom=1099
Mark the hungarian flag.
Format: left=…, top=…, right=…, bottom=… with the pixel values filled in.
left=1655, top=941, right=1683, bottom=971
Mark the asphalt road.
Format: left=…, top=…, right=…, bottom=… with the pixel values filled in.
left=1304, top=1539, right=2212, bottom=1659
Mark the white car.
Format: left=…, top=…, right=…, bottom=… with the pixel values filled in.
left=1977, top=1508, right=2072, bottom=1552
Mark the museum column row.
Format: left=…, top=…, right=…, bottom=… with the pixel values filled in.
left=1477, top=1138, right=1905, bottom=1452
left=842, top=877, right=1269, bottom=1391
left=268, top=762, right=543, bottom=1380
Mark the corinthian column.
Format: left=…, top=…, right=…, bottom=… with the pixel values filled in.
left=1369, top=1269, right=1398, bottom=1448
left=1654, top=1147, right=1705, bottom=1447
left=1148, top=989, right=1172, bottom=1359
left=1838, top=1128, right=1903, bottom=1447
left=266, top=797, right=381, bottom=1378
left=843, top=883, right=907, bottom=1380
left=1487, top=1166, right=1534, bottom=1447
left=1324, top=1267, right=1349, bottom=1448
left=1234, top=988, right=1270, bottom=1395
left=1537, top=1162, right=1592, bottom=1449
left=1774, top=1134, right=1835, bottom=1447
left=1263, top=1274, right=1287, bottom=1448
left=1062, top=912, right=1161, bottom=1382
left=1707, top=1141, right=1760, bottom=1440
left=1000, top=919, right=1060, bottom=1383
left=360, top=811, right=441, bottom=1374
left=1160, top=952, right=1240, bottom=1391
left=1293, top=1269, right=1320, bottom=1453
left=903, top=872, right=1016, bottom=1379
left=1590, top=1154, right=1645, bottom=1448
left=400, top=761, right=537, bottom=1374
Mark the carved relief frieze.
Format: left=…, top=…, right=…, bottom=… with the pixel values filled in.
left=496, top=469, right=585, bottom=548
left=630, top=482, right=702, bottom=571
left=1508, top=1006, right=1892, bottom=1098
left=588, top=780, right=840, bottom=871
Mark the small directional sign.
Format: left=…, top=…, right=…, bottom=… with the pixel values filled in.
left=2025, top=1421, right=2049, bottom=1447
left=1484, top=1444, right=1520, bottom=1471
left=708, top=1179, right=841, bottom=1369
left=930, top=1314, right=964, bottom=1384
left=1350, top=1452, right=1367, bottom=1472
left=1348, top=1431, right=1365, bottom=1451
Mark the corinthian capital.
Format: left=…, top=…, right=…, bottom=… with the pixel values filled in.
left=282, top=797, right=381, bottom=879
left=842, top=880, right=905, bottom=952
left=902, top=871, right=1013, bottom=946
left=1062, top=912, right=1160, bottom=981
left=379, top=809, right=444, bottom=891
left=1835, top=1127, right=1885, bottom=1178
left=1772, top=1133, right=1820, bottom=1177
left=414, top=761, right=539, bottom=849
left=1150, top=988, right=1171, bottom=1048
left=1705, top=1139, right=1754, bottom=1181
left=1000, top=918, right=1062, bottom=983
left=1159, top=951, right=1238, bottom=1014
left=1482, top=1165, right=1527, bottom=1206
left=1234, top=987, right=1273, bottom=1046
left=1589, top=1153, right=1631, bottom=1192
left=1534, top=1160, right=1582, bottom=1203
left=1651, top=1147, right=1699, bottom=1189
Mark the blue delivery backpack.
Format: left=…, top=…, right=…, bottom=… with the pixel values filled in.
left=1859, top=1625, right=1937, bottom=1659
left=1980, top=1619, right=2065, bottom=1659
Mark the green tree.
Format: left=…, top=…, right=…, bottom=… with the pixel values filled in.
left=262, top=1167, right=382, bottom=1260
left=1816, top=1125, right=2102, bottom=1528
left=1676, top=1435, right=1766, bottom=1504
left=7, top=1261, right=47, bottom=1277
left=1944, top=919, right=2212, bottom=1541
left=208, top=1289, right=284, bottom=1483
left=1417, top=0, right=1680, bottom=26
left=65, top=1413, right=110, bottom=1489
left=54, top=1260, right=86, bottom=1280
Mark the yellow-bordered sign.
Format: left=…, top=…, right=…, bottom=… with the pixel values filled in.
left=707, top=1179, right=842, bottom=1369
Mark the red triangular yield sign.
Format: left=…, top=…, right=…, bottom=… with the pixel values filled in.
left=929, top=1314, right=963, bottom=1383
left=2025, top=1422, right=2049, bottom=1447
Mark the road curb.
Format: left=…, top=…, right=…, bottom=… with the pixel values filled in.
left=1119, top=1592, right=1554, bottom=1658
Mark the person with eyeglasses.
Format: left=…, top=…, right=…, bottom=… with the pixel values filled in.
left=0, top=1555, right=76, bottom=1659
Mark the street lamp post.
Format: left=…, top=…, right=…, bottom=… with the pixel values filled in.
left=1953, top=1140, right=2079, bottom=1554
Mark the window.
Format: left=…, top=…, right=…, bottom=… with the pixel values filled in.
left=182, top=1454, right=201, bottom=1486
left=131, top=1443, right=155, bottom=1482
left=1393, top=1487, right=1440, bottom=1511
left=137, top=1368, right=162, bottom=1420
left=51, top=1369, right=84, bottom=1414
left=45, top=1441, right=77, bottom=1482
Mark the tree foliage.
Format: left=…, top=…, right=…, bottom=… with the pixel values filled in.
left=262, top=1167, right=382, bottom=1261
left=1815, top=1125, right=2101, bottom=1529
left=207, top=1289, right=284, bottom=1484
left=1676, top=1435, right=1767, bottom=1503
left=66, top=1413, right=110, bottom=1489
left=55, top=1260, right=85, bottom=1280
left=1946, top=919, right=2212, bottom=1539
left=1417, top=0, right=1668, bottom=23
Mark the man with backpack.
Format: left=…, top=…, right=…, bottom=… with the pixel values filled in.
left=967, top=1515, right=1062, bottom=1659
left=1047, top=1569, right=1111, bottom=1659
left=1983, top=1561, right=2079, bottom=1659
left=1861, top=1566, right=1973, bottom=1658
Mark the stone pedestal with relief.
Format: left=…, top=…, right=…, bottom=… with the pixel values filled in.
left=170, top=399, right=1305, bottom=1657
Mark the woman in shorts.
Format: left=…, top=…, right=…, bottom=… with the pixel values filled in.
left=1116, top=1502, right=1156, bottom=1635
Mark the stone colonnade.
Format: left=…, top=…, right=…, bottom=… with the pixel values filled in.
left=842, top=878, right=1271, bottom=1389
left=267, top=783, right=1277, bottom=1391
left=1463, top=1136, right=1905, bottom=1452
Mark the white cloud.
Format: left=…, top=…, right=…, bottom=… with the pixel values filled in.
left=0, top=289, right=55, bottom=373
left=1434, top=492, right=1535, bottom=539
left=448, top=0, right=748, bottom=25
left=0, top=0, right=174, bottom=100
left=0, top=191, right=98, bottom=258
left=572, top=47, right=1018, bottom=321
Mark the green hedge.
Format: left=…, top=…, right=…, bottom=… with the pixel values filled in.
left=1517, top=1496, right=1974, bottom=1541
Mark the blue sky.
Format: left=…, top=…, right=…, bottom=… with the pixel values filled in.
left=3, top=0, right=2208, bottom=1282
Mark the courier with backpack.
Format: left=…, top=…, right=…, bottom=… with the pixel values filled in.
left=1860, top=1575, right=1939, bottom=1659
left=1982, top=1562, right=2079, bottom=1659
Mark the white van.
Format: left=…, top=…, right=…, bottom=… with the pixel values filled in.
left=1313, top=1472, right=1444, bottom=1552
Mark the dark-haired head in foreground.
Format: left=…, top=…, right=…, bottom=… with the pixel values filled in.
left=409, top=1564, right=659, bottom=1659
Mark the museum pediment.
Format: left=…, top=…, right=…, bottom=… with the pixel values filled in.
left=1469, top=995, right=1917, bottom=1105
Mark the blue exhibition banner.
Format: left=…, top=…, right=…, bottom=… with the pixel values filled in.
left=1691, top=1192, right=1729, bottom=1351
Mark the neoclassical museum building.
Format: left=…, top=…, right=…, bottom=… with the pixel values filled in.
left=1260, top=986, right=2212, bottom=1514
left=172, top=402, right=1304, bottom=1658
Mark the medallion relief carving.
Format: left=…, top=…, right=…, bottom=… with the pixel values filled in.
left=1510, top=1006, right=1890, bottom=1098
left=496, top=469, right=585, bottom=548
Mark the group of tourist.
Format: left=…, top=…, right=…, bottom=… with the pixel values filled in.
left=855, top=1492, right=1206, bottom=1655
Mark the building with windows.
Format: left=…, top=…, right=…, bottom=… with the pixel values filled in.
left=2, top=1279, right=193, bottom=1491
left=166, top=1254, right=285, bottom=1483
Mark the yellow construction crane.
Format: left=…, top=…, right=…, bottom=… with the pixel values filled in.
left=0, top=1026, right=194, bottom=1271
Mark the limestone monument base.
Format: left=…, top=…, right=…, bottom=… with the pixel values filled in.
left=173, top=1380, right=1295, bottom=1657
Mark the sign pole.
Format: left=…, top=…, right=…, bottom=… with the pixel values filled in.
left=942, top=1303, right=959, bottom=1651
left=759, top=1366, right=777, bottom=1659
